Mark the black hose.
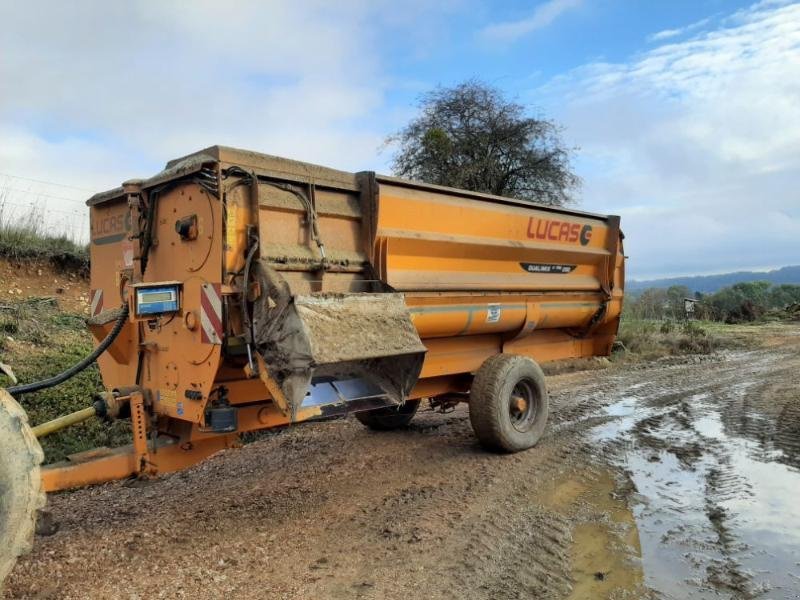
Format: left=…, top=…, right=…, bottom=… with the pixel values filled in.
left=8, top=305, right=130, bottom=396
left=241, top=231, right=259, bottom=343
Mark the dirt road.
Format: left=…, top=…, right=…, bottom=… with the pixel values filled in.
left=5, top=324, right=800, bottom=599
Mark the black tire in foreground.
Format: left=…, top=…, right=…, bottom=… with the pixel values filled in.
left=0, top=389, right=45, bottom=592
left=469, top=354, right=549, bottom=452
left=354, top=400, right=421, bottom=431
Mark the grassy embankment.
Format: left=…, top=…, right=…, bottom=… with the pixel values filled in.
left=0, top=200, right=88, bottom=272
left=0, top=210, right=127, bottom=463
left=0, top=300, right=130, bottom=463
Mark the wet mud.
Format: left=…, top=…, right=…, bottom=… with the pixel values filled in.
left=4, top=324, right=799, bottom=599
left=582, top=334, right=800, bottom=598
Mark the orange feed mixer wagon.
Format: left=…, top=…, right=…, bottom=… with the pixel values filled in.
left=0, top=146, right=624, bottom=586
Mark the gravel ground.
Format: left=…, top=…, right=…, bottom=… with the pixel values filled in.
left=5, top=324, right=799, bottom=599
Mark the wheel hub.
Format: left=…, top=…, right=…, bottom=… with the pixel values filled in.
left=508, top=380, right=538, bottom=432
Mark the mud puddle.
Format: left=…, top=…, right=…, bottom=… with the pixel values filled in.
left=593, top=366, right=800, bottom=599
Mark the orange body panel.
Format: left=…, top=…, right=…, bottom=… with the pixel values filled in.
left=44, top=146, right=625, bottom=491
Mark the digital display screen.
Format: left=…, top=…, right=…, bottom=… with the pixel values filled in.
left=140, top=291, right=173, bottom=303
left=135, top=284, right=180, bottom=316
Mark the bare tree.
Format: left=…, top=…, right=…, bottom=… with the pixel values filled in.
left=388, top=81, right=580, bottom=206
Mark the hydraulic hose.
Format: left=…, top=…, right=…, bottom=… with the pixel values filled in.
left=8, top=305, right=130, bottom=396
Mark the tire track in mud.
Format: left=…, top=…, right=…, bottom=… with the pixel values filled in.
left=578, top=337, right=800, bottom=600
left=7, top=329, right=798, bottom=599
left=4, top=405, right=605, bottom=600
left=440, top=466, right=575, bottom=600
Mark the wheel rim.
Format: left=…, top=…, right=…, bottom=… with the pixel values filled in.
left=508, top=379, right=540, bottom=433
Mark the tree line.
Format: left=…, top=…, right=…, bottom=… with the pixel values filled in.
left=626, top=281, right=800, bottom=323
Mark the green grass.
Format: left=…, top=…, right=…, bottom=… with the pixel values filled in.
left=0, top=298, right=129, bottom=463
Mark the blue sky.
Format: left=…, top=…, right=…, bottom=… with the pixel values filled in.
left=0, top=0, right=798, bottom=279
left=385, top=1, right=754, bottom=94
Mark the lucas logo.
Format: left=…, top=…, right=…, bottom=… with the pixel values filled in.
left=526, top=218, right=592, bottom=246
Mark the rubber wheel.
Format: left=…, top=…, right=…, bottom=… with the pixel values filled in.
left=0, top=389, right=45, bottom=592
left=354, top=400, right=421, bottom=431
left=469, top=354, right=549, bottom=453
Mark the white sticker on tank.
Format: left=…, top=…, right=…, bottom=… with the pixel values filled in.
left=486, top=303, right=501, bottom=323
left=122, top=239, right=134, bottom=268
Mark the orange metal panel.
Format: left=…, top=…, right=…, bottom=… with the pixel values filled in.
left=42, top=448, right=137, bottom=492
left=420, top=334, right=502, bottom=378
left=78, top=146, right=625, bottom=493
left=149, top=435, right=237, bottom=473
left=90, top=182, right=224, bottom=425
left=41, top=435, right=238, bottom=493
left=373, top=183, right=614, bottom=295
left=409, top=375, right=471, bottom=400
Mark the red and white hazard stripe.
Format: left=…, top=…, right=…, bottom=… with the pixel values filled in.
left=90, top=289, right=104, bottom=317
left=200, top=283, right=223, bottom=345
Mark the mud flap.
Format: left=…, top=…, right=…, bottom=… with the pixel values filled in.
left=254, top=288, right=426, bottom=421
left=0, top=389, right=45, bottom=592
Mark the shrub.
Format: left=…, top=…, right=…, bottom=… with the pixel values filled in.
left=617, top=318, right=722, bottom=360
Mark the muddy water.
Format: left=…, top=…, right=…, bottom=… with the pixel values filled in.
left=591, top=350, right=800, bottom=599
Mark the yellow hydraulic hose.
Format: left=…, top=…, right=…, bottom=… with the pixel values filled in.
left=32, top=407, right=97, bottom=439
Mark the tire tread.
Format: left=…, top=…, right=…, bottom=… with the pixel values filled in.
left=469, top=354, right=549, bottom=453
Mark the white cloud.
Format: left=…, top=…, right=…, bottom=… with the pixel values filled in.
left=541, top=0, right=800, bottom=278
left=648, top=17, right=712, bottom=42
left=0, top=1, right=387, bottom=167
left=479, top=0, right=582, bottom=44
left=0, top=0, right=462, bottom=240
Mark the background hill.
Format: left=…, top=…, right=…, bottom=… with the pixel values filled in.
left=628, top=266, right=800, bottom=294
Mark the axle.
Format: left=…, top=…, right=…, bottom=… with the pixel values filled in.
left=31, top=391, right=131, bottom=439
left=32, top=407, right=97, bottom=438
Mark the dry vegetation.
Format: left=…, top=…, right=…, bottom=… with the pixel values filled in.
left=615, top=319, right=721, bottom=360
left=0, top=198, right=88, bottom=273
